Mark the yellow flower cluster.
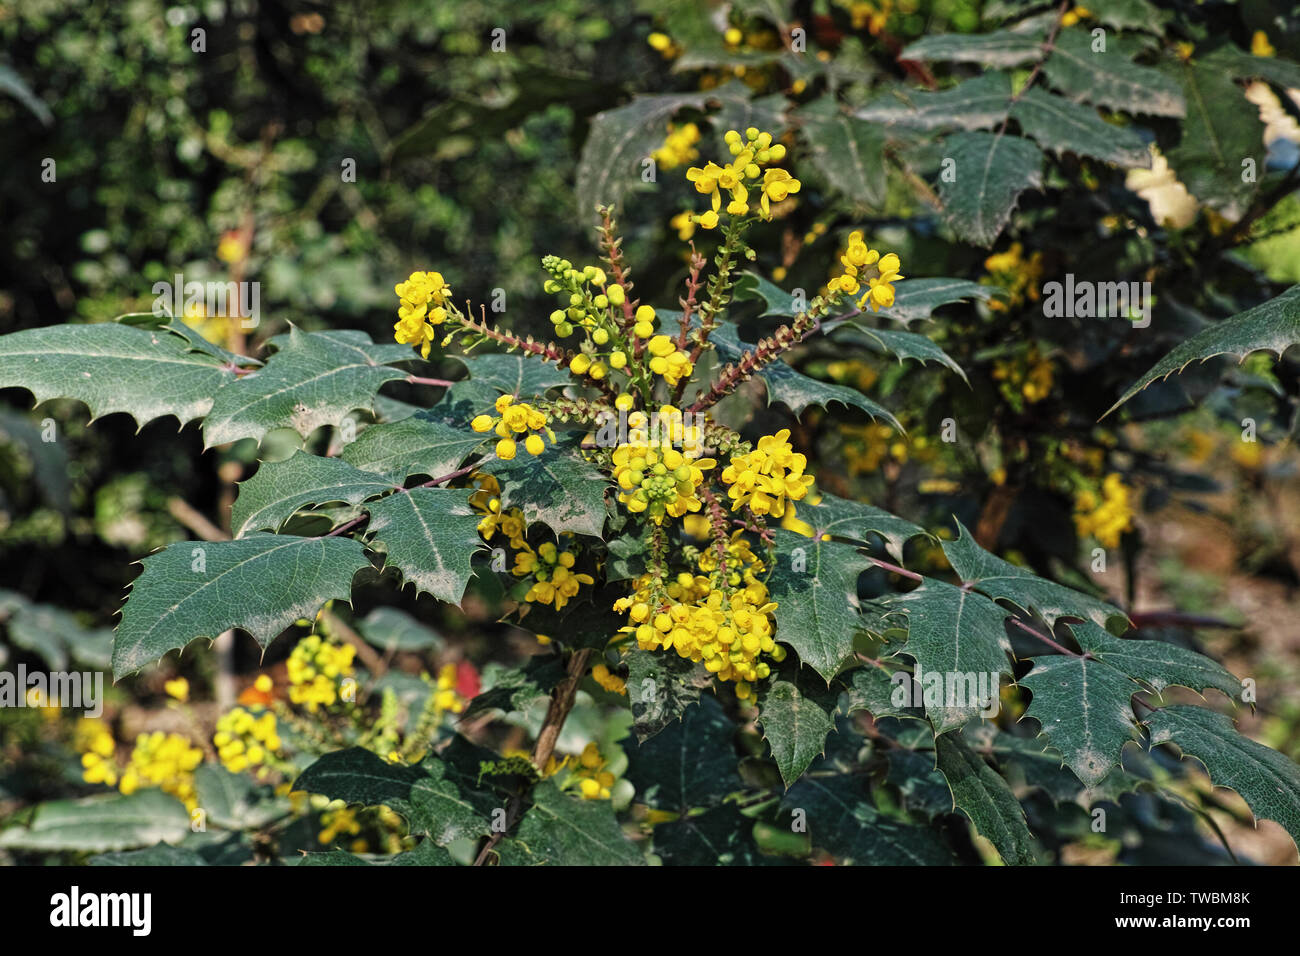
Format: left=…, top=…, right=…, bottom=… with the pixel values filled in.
left=121, top=731, right=204, bottom=812
left=982, top=242, right=1044, bottom=312
left=592, top=662, right=627, bottom=695
left=470, top=474, right=529, bottom=548
left=720, top=429, right=815, bottom=518
left=993, top=345, right=1054, bottom=404
left=512, top=540, right=595, bottom=610
left=647, top=31, right=679, bottom=59
left=214, top=700, right=282, bottom=777
left=77, top=718, right=117, bottom=786
left=652, top=122, right=701, bottom=170
left=430, top=662, right=467, bottom=717
left=845, top=0, right=893, bottom=34
left=613, top=441, right=715, bottom=524
left=827, top=231, right=903, bottom=312
left=472, top=394, right=553, bottom=460
left=685, top=128, right=799, bottom=229
left=645, top=333, right=693, bottom=387
left=318, top=803, right=364, bottom=847
left=288, top=634, right=357, bottom=713
left=394, top=270, right=453, bottom=359
left=573, top=742, right=616, bottom=800
left=1073, top=473, right=1135, bottom=548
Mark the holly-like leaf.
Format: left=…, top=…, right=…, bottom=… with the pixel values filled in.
left=449, top=352, right=570, bottom=401
left=623, top=694, right=743, bottom=810
left=1044, top=29, right=1185, bottom=117
left=886, top=581, right=1013, bottom=734
left=767, top=529, right=873, bottom=682
left=575, top=92, right=712, bottom=224
left=0, top=321, right=234, bottom=429
left=485, top=445, right=611, bottom=538
left=757, top=675, right=839, bottom=787
left=231, top=451, right=395, bottom=537
left=1108, top=286, right=1300, bottom=416
left=653, top=804, right=769, bottom=865
left=901, top=28, right=1047, bottom=68
left=855, top=73, right=1012, bottom=132
left=1165, top=61, right=1263, bottom=217
left=498, top=781, right=644, bottom=866
left=843, top=660, right=926, bottom=723
left=0, top=790, right=190, bottom=852
left=625, top=648, right=713, bottom=742
left=1021, top=651, right=1143, bottom=787
left=89, top=844, right=209, bottom=866
left=1010, top=88, right=1151, bottom=167
left=293, top=745, right=494, bottom=846
left=1069, top=620, right=1240, bottom=700
left=731, top=272, right=796, bottom=317
left=1147, top=705, right=1300, bottom=853
left=203, top=326, right=408, bottom=448
left=782, top=774, right=956, bottom=864
left=938, top=131, right=1044, bottom=248
left=832, top=324, right=969, bottom=383
left=1087, top=0, right=1163, bottom=33
left=341, top=414, right=485, bottom=483
left=873, top=277, right=996, bottom=324
left=298, top=840, right=457, bottom=866
left=365, top=488, right=485, bottom=604
left=935, top=729, right=1039, bottom=864
left=800, top=96, right=887, bottom=208
left=793, top=491, right=927, bottom=562
left=113, top=534, right=369, bottom=678
left=943, top=520, right=1127, bottom=628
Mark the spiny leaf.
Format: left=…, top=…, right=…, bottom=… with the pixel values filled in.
left=1087, top=0, right=1163, bottom=33
left=935, top=729, right=1040, bottom=864
left=799, top=96, right=887, bottom=208
left=1044, top=28, right=1185, bottom=117
left=231, top=451, right=395, bottom=537
left=0, top=321, right=234, bottom=429
left=832, top=324, right=969, bottom=384
left=873, top=277, right=996, bottom=324
left=464, top=655, right=565, bottom=720
left=341, top=414, right=485, bottom=483
left=449, top=352, right=571, bottom=401
left=113, top=534, right=370, bottom=677
left=298, top=840, right=456, bottom=866
left=485, top=445, right=611, bottom=538
left=768, top=529, right=873, bottom=682
left=1070, top=620, right=1240, bottom=700
left=938, top=131, right=1044, bottom=248
left=293, top=745, right=494, bottom=846
left=625, top=649, right=713, bottom=742
left=843, top=660, right=926, bottom=723
left=1165, top=61, right=1263, bottom=218
left=1147, top=705, right=1300, bottom=854
left=792, top=490, right=927, bottom=562
left=901, top=28, right=1047, bottom=68
left=652, top=804, right=769, bottom=865
left=365, top=488, right=485, bottom=604
left=757, top=671, right=840, bottom=786
left=497, top=781, right=644, bottom=865
left=943, top=520, right=1128, bottom=628
left=886, top=581, right=1013, bottom=734
left=1107, top=286, right=1300, bottom=416
left=623, top=694, right=743, bottom=810
left=1010, top=88, right=1151, bottom=167
left=855, top=73, right=1012, bottom=132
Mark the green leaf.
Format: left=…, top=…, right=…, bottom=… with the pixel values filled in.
left=873, top=277, right=996, bottom=324
left=464, top=655, right=565, bottom=720
left=901, top=28, right=1046, bottom=68
left=1044, top=29, right=1185, bottom=117
left=485, top=446, right=611, bottom=538
left=203, top=326, right=408, bottom=448
left=1010, top=88, right=1151, bottom=167
left=855, top=73, right=1012, bottom=132
left=365, top=488, right=484, bottom=604
left=943, top=520, right=1127, bottom=628
left=89, top=843, right=209, bottom=866
left=935, top=729, right=1039, bottom=864
left=356, top=606, right=444, bottom=652
left=575, top=92, right=712, bottom=223
left=767, top=529, right=873, bottom=682
left=799, top=97, right=887, bottom=208
left=498, top=781, right=643, bottom=865
left=1107, top=286, right=1300, bottom=416
left=341, top=414, right=484, bottom=483
left=0, top=321, right=234, bottom=429
left=1087, top=0, right=1163, bottom=33
left=0, top=63, right=53, bottom=125
left=732, top=272, right=796, bottom=317
left=293, top=745, right=494, bottom=846
left=298, top=840, right=457, bottom=866
left=1147, top=705, right=1300, bottom=853
left=706, top=87, right=789, bottom=153
left=450, top=352, right=570, bottom=401
left=231, top=451, right=395, bottom=537
left=1165, top=61, right=1263, bottom=217
left=0, top=790, right=190, bottom=852
left=653, top=805, right=768, bottom=865
left=843, top=660, right=926, bottom=722
left=886, top=748, right=956, bottom=817
left=757, top=674, right=839, bottom=786
left=782, top=774, right=956, bottom=864
left=938, top=131, right=1044, bottom=248
left=833, top=324, right=970, bottom=384
left=793, top=490, right=927, bottom=561
left=1069, top=620, right=1240, bottom=700
left=1209, top=48, right=1300, bottom=92
left=625, top=648, right=713, bottom=742
left=623, top=694, right=743, bottom=809
left=113, top=534, right=370, bottom=677
left=886, top=581, right=1013, bottom=733
left=194, top=765, right=289, bottom=829
left=1021, top=651, right=1142, bottom=787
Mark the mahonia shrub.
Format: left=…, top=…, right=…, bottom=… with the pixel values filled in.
left=2, top=89, right=1300, bottom=860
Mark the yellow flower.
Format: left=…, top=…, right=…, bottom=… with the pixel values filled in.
left=1073, top=473, right=1134, bottom=548
left=670, top=210, right=696, bottom=241
left=164, top=677, right=189, bottom=702
left=759, top=168, right=801, bottom=217
left=685, top=128, right=794, bottom=228
left=393, top=270, right=452, bottom=358
left=512, top=539, right=595, bottom=610
left=471, top=395, right=553, bottom=459
left=1251, top=30, right=1275, bottom=57
left=572, top=742, right=617, bottom=800
left=122, top=730, right=204, bottom=812
left=592, top=663, right=627, bottom=695
left=651, top=122, right=701, bottom=170
left=286, top=634, right=356, bottom=713
left=612, top=440, right=715, bottom=524
left=720, top=429, right=815, bottom=518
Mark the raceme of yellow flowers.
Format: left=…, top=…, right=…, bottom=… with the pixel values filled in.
left=393, top=270, right=452, bottom=358
left=77, top=719, right=203, bottom=812
left=287, top=633, right=357, bottom=713
left=686, top=127, right=800, bottom=230
left=651, top=122, right=701, bottom=170
left=1073, top=473, right=1136, bottom=548
left=826, top=230, right=904, bottom=313
left=472, top=394, right=554, bottom=460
